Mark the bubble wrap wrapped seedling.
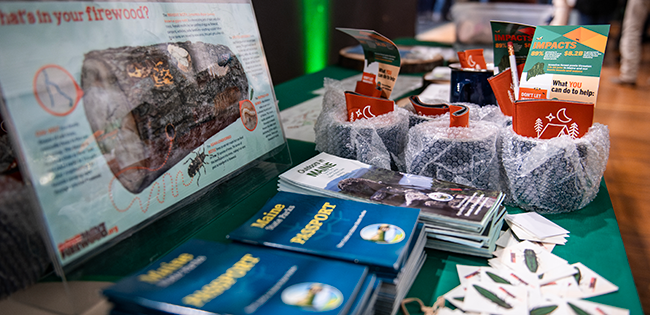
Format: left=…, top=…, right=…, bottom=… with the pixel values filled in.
left=500, top=123, right=610, bottom=213
left=314, top=78, right=409, bottom=170
left=405, top=119, right=502, bottom=191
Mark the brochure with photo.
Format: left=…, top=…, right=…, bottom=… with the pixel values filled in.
left=278, top=152, right=505, bottom=233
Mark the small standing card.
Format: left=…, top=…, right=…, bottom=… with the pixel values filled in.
left=337, top=28, right=401, bottom=99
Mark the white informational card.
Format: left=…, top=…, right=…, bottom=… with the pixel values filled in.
left=280, top=96, right=323, bottom=143
left=0, top=0, right=285, bottom=266
left=418, top=83, right=450, bottom=102
left=505, top=212, right=569, bottom=239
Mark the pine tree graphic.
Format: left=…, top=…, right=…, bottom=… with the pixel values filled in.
left=534, top=118, right=544, bottom=137
left=568, top=122, right=579, bottom=139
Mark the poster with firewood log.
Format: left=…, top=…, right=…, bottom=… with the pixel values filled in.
left=0, top=0, right=285, bottom=266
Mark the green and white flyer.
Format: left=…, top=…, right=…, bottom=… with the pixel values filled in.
left=518, top=25, right=610, bottom=104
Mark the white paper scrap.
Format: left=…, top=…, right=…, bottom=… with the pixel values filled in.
left=279, top=96, right=323, bottom=143
left=505, top=212, right=569, bottom=239
left=509, top=224, right=567, bottom=245
left=424, top=66, right=452, bottom=81
left=418, top=83, right=450, bottom=102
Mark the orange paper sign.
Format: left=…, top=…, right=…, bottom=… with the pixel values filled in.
left=457, top=49, right=487, bottom=70
left=513, top=99, right=594, bottom=139
left=345, top=91, right=394, bottom=122
left=488, top=63, right=525, bottom=117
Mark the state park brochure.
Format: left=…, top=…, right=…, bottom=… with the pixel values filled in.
left=0, top=0, right=285, bottom=266
left=518, top=25, right=610, bottom=104
left=428, top=205, right=506, bottom=248
left=425, top=206, right=506, bottom=258
left=348, top=273, right=379, bottom=315
left=278, top=152, right=505, bottom=233
left=227, top=191, right=421, bottom=274
left=102, top=239, right=368, bottom=315
left=374, top=223, right=427, bottom=315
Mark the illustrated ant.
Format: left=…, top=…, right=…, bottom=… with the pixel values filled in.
left=184, top=147, right=210, bottom=186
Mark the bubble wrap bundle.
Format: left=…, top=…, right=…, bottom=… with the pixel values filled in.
left=314, top=78, right=410, bottom=170
left=500, top=123, right=610, bottom=213
left=0, top=175, right=51, bottom=299
left=405, top=119, right=502, bottom=191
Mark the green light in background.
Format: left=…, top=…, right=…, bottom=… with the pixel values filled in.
left=303, top=0, right=329, bottom=74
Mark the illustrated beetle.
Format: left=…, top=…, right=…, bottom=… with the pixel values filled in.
left=184, top=147, right=210, bottom=186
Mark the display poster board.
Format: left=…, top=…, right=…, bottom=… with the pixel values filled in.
left=0, top=0, right=285, bottom=268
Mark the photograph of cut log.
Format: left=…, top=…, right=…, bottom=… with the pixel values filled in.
left=81, top=41, right=249, bottom=194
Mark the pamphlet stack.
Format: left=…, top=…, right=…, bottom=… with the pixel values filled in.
left=103, top=191, right=427, bottom=315
left=227, top=192, right=427, bottom=315
left=277, top=152, right=506, bottom=258
left=103, top=239, right=371, bottom=315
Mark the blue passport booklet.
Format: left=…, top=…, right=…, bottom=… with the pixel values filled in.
left=227, top=192, right=421, bottom=273
left=103, top=239, right=368, bottom=315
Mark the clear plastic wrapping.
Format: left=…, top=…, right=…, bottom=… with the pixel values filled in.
left=500, top=123, right=610, bottom=213
left=314, top=78, right=410, bottom=170
left=405, top=120, right=502, bottom=191
left=314, top=78, right=609, bottom=213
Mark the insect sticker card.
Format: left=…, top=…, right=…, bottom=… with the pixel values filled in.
left=497, top=241, right=569, bottom=277
left=568, top=262, right=619, bottom=298
left=463, top=280, right=528, bottom=314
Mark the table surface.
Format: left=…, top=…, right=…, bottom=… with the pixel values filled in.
left=192, top=65, right=644, bottom=315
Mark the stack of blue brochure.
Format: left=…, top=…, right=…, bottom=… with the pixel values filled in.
left=103, top=192, right=425, bottom=315
left=103, top=239, right=369, bottom=315
left=227, top=192, right=426, bottom=315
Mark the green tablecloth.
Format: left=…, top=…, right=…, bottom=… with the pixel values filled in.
left=141, top=64, right=641, bottom=315
left=234, top=65, right=642, bottom=314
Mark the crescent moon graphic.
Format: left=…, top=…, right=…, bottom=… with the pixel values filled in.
left=557, top=108, right=572, bottom=123
left=363, top=105, right=376, bottom=119
left=468, top=55, right=476, bottom=68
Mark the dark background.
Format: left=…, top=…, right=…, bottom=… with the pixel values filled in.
left=251, top=0, right=418, bottom=85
